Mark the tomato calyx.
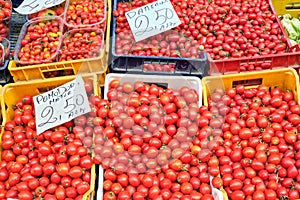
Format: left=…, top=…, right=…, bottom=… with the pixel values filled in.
left=181, top=165, right=189, bottom=171
left=279, top=196, right=289, bottom=200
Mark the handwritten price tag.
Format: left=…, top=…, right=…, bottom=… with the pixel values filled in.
left=33, top=75, right=91, bottom=135
left=125, top=0, right=181, bottom=42
left=14, top=0, right=65, bottom=15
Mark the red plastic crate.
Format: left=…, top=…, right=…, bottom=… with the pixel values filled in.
left=208, top=0, right=298, bottom=75
left=209, top=52, right=300, bottom=75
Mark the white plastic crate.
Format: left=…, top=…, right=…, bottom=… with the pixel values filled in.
left=97, top=73, right=224, bottom=200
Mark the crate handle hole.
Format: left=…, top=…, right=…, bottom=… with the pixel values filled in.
left=286, top=2, right=300, bottom=9
left=232, top=78, right=262, bottom=88
left=143, top=82, right=168, bottom=89
left=37, top=86, right=56, bottom=93
left=240, top=60, right=272, bottom=65
left=42, top=69, right=75, bottom=78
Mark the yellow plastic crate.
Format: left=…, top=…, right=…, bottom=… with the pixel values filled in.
left=271, top=0, right=300, bottom=18
left=0, top=74, right=102, bottom=200
left=8, top=0, right=112, bottom=82
left=221, top=189, right=228, bottom=200
left=0, top=85, right=2, bottom=125
left=203, top=68, right=299, bottom=200
left=202, top=68, right=300, bottom=106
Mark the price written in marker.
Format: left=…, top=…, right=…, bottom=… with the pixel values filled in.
left=125, top=0, right=181, bottom=42
left=33, top=75, right=91, bottom=135
left=14, top=0, right=65, bottom=15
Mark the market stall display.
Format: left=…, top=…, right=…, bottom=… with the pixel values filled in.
left=1, top=0, right=300, bottom=200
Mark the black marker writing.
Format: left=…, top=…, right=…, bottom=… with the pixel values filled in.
left=22, top=0, right=39, bottom=11
left=64, top=94, right=85, bottom=114
left=134, top=15, right=151, bottom=36
left=155, top=8, right=173, bottom=25
left=45, top=0, right=61, bottom=5
left=38, top=106, right=57, bottom=127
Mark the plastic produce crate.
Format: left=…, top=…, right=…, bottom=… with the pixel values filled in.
left=63, top=0, right=107, bottom=30
left=9, top=11, right=27, bottom=51
left=202, top=67, right=300, bottom=106
left=95, top=73, right=228, bottom=199
left=0, top=38, right=11, bottom=84
left=0, top=11, right=27, bottom=84
left=207, top=0, right=296, bottom=74
left=14, top=16, right=64, bottom=65
left=210, top=51, right=300, bottom=75
left=0, top=60, right=11, bottom=84
left=58, top=28, right=105, bottom=62
left=0, top=74, right=100, bottom=200
left=111, top=0, right=209, bottom=77
left=8, top=0, right=112, bottom=82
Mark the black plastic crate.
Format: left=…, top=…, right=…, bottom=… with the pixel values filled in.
left=110, top=0, right=209, bottom=77
left=9, top=11, right=27, bottom=51
left=1, top=11, right=26, bottom=84
left=0, top=60, right=11, bottom=85
left=11, top=0, right=23, bottom=7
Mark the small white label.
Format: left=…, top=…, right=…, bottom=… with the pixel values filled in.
left=34, top=75, right=91, bottom=135
left=212, top=188, right=224, bottom=200
left=210, top=175, right=224, bottom=200
left=7, top=198, right=18, bottom=200
left=14, top=0, right=65, bottom=15
left=125, top=0, right=181, bottom=42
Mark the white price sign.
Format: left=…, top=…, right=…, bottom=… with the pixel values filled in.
left=33, top=75, right=91, bottom=135
left=125, top=0, right=181, bottom=42
left=14, top=0, right=65, bottom=15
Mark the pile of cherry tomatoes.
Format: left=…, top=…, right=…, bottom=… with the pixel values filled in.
left=15, top=0, right=107, bottom=68
left=17, top=19, right=62, bottom=65
left=0, top=0, right=11, bottom=38
left=114, top=0, right=288, bottom=61
left=208, top=85, right=300, bottom=199
left=93, top=79, right=300, bottom=200
left=1, top=75, right=300, bottom=200
left=58, top=29, right=104, bottom=61
left=93, top=80, right=218, bottom=199
left=64, top=0, right=106, bottom=30
left=0, top=81, right=95, bottom=200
